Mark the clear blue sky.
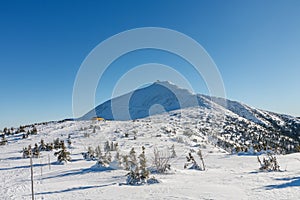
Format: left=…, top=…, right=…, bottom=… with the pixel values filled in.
left=0, top=0, right=299, bottom=129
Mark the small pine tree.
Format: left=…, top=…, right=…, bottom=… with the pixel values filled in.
left=22, top=145, right=32, bottom=158
left=39, top=139, right=47, bottom=151
left=32, top=127, right=38, bottom=135
left=126, top=170, right=140, bottom=185
left=104, top=141, right=110, bottom=152
left=46, top=143, right=54, bottom=151
left=53, top=138, right=61, bottom=149
left=106, top=151, right=112, bottom=163
left=129, top=147, right=137, bottom=166
left=170, top=144, right=177, bottom=158
left=126, top=146, right=155, bottom=185
left=95, top=145, right=102, bottom=159
left=67, top=135, right=72, bottom=147
left=28, top=145, right=32, bottom=154
left=139, top=146, right=149, bottom=180
left=127, top=149, right=140, bottom=185
left=87, top=146, right=95, bottom=160
left=0, top=134, right=8, bottom=145
left=97, top=152, right=109, bottom=167
left=110, top=141, right=114, bottom=151
left=32, top=143, right=40, bottom=158
left=122, top=155, right=130, bottom=170
left=54, top=142, right=71, bottom=163
left=22, top=147, right=30, bottom=158
left=19, top=126, right=25, bottom=133
left=115, top=150, right=121, bottom=166
left=114, top=142, right=119, bottom=151
left=197, top=148, right=205, bottom=171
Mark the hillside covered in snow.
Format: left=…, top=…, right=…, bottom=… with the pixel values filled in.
left=1, top=81, right=300, bottom=199
left=83, top=81, right=300, bottom=154
left=1, top=109, right=300, bottom=199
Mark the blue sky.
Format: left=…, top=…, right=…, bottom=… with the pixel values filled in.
left=0, top=0, right=299, bottom=129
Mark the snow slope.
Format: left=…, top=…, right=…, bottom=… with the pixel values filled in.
left=82, top=81, right=203, bottom=120
left=1, top=108, right=300, bottom=199
left=83, top=81, right=299, bottom=134
left=82, top=81, right=300, bottom=154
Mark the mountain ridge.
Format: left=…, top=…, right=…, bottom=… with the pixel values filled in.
left=82, top=81, right=298, bottom=124
left=80, top=81, right=300, bottom=154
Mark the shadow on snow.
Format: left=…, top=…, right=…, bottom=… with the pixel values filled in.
left=265, top=176, right=300, bottom=190
left=36, top=183, right=116, bottom=195
left=41, top=166, right=114, bottom=180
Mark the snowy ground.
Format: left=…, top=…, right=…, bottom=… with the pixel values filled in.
left=1, top=110, right=299, bottom=200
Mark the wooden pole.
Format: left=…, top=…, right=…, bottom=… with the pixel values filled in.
left=30, top=155, right=34, bottom=200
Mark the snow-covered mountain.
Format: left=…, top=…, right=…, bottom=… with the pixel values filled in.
left=1, top=106, right=300, bottom=199
left=82, top=81, right=203, bottom=120
left=1, top=82, right=300, bottom=199
left=82, top=81, right=300, bottom=154
left=82, top=81, right=296, bottom=126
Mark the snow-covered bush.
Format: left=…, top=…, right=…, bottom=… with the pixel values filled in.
left=22, top=146, right=31, bottom=158
left=82, top=146, right=96, bottom=161
left=54, top=142, right=71, bottom=163
left=104, top=140, right=118, bottom=152
left=151, top=147, right=171, bottom=173
left=22, top=143, right=43, bottom=158
left=53, top=138, right=64, bottom=149
left=39, top=139, right=54, bottom=151
left=96, top=151, right=110, bottom=167
left=184, top=152, right=201, bottom=170
left=39, top=139, right=47, bottom=151
left=96, top=158, right=109, bottom=168
left=257, top=153, right=280, bottom=171
left=32, top=143, right=40, bottom=158
left=184, top=149, right=206, bottom=171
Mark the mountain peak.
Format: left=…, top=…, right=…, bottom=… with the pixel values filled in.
left=151, top=80, right=182, bottom=90
left=81, top=81, right=299, bottom=135
left=151, top=80, right=195, bottom=95
left=82, top=81, right=198, bottom=120
left=153, top=80, right=174, bottom=86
